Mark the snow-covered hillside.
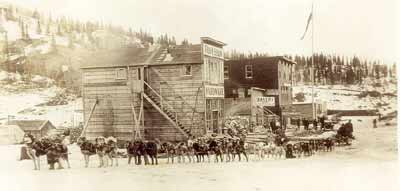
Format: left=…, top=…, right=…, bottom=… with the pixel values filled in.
left=293, top=77, right=397, bottom=116
left=0, top=70, right=82, bottom=127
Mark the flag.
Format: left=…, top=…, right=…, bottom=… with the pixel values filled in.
left=300, top=9, right=313, bottom=40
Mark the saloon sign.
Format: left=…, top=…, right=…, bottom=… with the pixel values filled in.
left=205, top=85, right=224, bottom=98
left=255, top=96, right=275, bottom=106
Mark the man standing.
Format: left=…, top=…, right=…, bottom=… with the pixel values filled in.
left=313, top=119, right=318, bottom=130
left=297, top=118, right=301, bottom=130
left=303, top=119, right=309, bottom=130
left=345, top=120, right=354, bottom=139
left=320, top=116, right=325, bottom=130
left=373, top=119, right=377, bottom=128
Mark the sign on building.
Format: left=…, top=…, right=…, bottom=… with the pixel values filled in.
left=205, top=85, right=224, bottom=98
left=255, top=96, right=275, bottom=106
left=203, top=44, right=224, bottom=59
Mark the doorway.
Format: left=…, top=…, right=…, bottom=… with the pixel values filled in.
left=212, top=110, right=219, bottom=133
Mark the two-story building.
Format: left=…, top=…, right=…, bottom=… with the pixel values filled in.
left=80, top=37, right=226, bottom=142
left=224, top=56, right=297, bottom=127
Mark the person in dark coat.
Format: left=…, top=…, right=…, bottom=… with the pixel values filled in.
left=303, top=119, right=309, bottom=130
left=345, top=120, right=354, bottom=139
left=47, top=139, right=63, bottom=170
left=373, top=119, right=377, bottom=128
left=313, top=119, right=318, bottom=130
left=297, top=119, right=301, bottom=130
left=320, top=116, right=325, bottom=130
left=57, top=138, right=71, bottom=168
left=270, top=120, right=276, bottom=133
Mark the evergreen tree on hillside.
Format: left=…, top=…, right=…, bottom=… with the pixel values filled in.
left=25, top=24, right=30, bottom=39
left=46, top=21, right=51, bottom=34
left=68, top=34, right=74, bottom=49
left=5, top=5, right=16, bottom=21
left=32, top=9, right=40, bottom=19
left=50, top=34, right=58, bottom=53
left=20, top=21, right=25, bottom=39
left=36, top=20, right=42, bottom=34
left=57, top=24, right=62, bottom=35
left=181, top=38, right=189, bottom=46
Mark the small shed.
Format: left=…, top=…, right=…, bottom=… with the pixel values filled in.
left=0, top=125, right=25, bottom=145
left=9, top=120, right=56, bottom=139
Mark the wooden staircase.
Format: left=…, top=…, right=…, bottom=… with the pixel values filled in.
left=143, top=81, right=192, bottom=139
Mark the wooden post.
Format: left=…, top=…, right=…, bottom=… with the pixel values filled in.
left=160, top=83, right=163, bottom=109
left=80, top=99, right=98, bottom=137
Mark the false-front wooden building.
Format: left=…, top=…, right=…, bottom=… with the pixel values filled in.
left=224, top=56, right=297, bottom=127
left=81, top=37, right=226, bottom=142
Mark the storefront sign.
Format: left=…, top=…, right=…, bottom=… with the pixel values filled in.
left=205, top=85, right=224, bottom=98
left=203, top=44, right=224, bottom=59
left=255, top=96, right=275, bottom=106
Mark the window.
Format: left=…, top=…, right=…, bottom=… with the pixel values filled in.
left=245, top=65, right=253, bottom=79
left=224, top=65, right=229, bottom=79
left=183, top=65, right=192, bottom=76
left=115, top=68, right=127, bottom=80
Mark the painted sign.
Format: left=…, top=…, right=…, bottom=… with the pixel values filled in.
left=255, top=96, right=275, bottom=106
left=203, top=44, right=224, bottom=59
left=205, top=85, right=224, bottom=98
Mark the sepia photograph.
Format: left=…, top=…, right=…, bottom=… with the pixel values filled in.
left=0, top=0, right=398, bottom=191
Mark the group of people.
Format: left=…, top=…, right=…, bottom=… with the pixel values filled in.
left=296, top=116, right=328, bottom=131
left=336, top=120, right=355, bottom=145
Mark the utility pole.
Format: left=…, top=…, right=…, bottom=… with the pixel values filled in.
left=311, top=2, right=316, bottom=120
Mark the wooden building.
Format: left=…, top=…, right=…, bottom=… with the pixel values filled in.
left=292, top=101, right=327, bottom=119
left=81, top=37, right=226, bottom=142
left=224, top=56, right=297, bottom=126
left=224, top=87, right=279, bottom=127
left=9, top=120, right=56, bottom=139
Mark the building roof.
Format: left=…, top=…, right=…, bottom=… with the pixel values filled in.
left=9, top=120, right=54, bottom=131
left=200, top=37, right=227, bottom=47
left=81, top=44, right=203, bottom=69
left=227, top=56, right=296, bottom=65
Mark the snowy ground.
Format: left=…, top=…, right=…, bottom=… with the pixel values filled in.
left=0, top=116, right=398, bottom=191
left=293, top=78, right=397, bottom=115
left=0, top=74, right=83, bottom=127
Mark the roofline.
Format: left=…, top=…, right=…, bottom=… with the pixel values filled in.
left=226, top=56, right=297, bottom=65
left=38, top=120, right=50, bottom=130
left=81, top=62, right=203, bottom=69
left=200, top=37, right=227, bottom=46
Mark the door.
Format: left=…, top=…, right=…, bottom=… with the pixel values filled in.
left=212, top=110, right=219, bottom=133
left=131, top=67, right=143, bottom=93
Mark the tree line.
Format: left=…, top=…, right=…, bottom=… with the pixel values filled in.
left=225, top=50, right=396, bottom=85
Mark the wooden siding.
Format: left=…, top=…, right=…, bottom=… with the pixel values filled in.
left=82, top=64, right=208, bottom=142
left=146, top=64, right=206, bottom=140
left=82, top=67, right=139, bottom=140
left=224, top=59, right=279, bottom=98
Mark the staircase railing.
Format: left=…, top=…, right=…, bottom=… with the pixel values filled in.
left=256, top=106, right=279, bottom=117
left=143, top=81, right=178, bottom=122
left=150, top=67, right=197, bottom=113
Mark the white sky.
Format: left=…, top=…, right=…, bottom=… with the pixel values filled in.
left=5, top=0, right=399, bottom=63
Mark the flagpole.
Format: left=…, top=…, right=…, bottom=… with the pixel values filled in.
left=311, top=1, right=315, bottom=120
